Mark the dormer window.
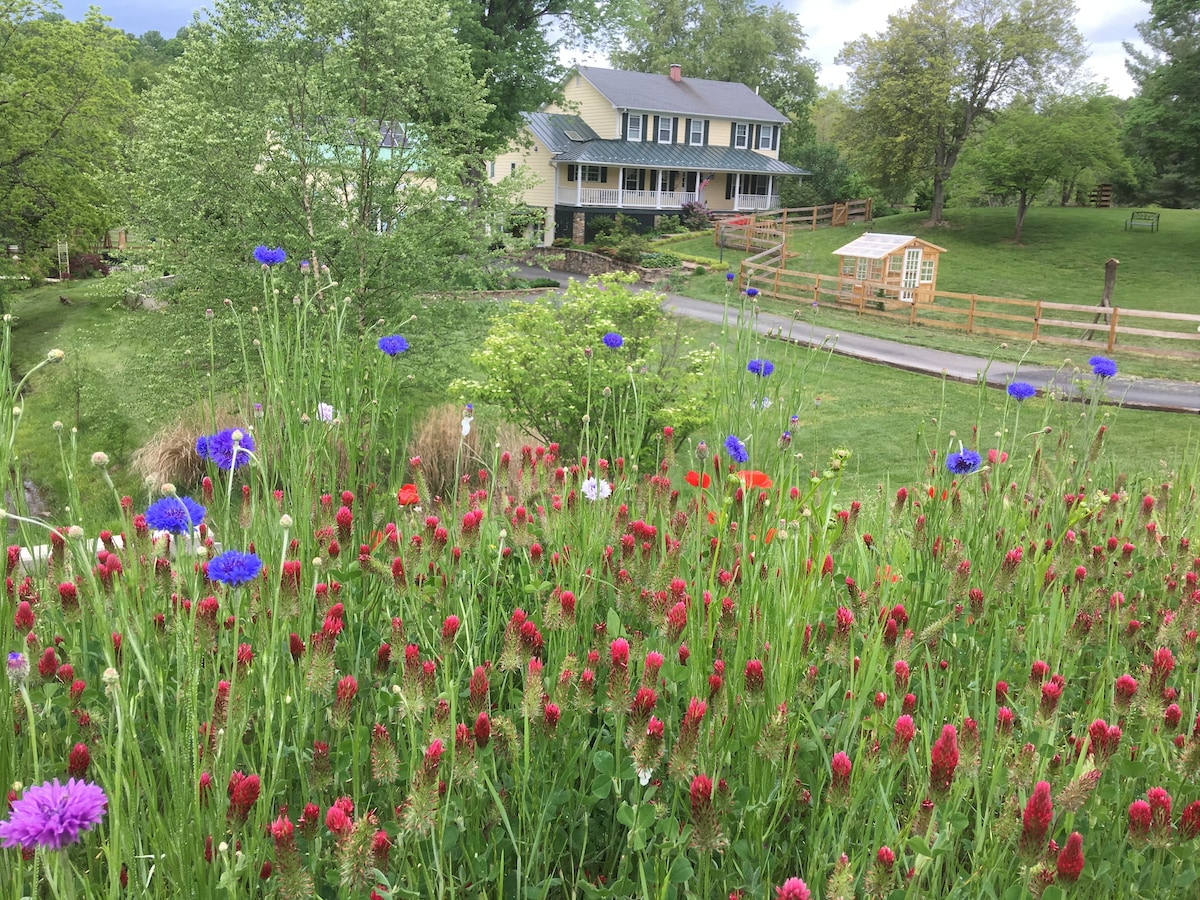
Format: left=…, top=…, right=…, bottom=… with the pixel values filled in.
left=733, top=123, right=749, bottom=149
left=627, top=114, right=643, bottom=141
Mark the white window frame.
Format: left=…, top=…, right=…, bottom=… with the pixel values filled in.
left=689, top=119, right=704, bottom=146
left=627, top=114, right=643, bottom=142
left=758, top=125, right=774, bottom=150
left=658, top=117, right=673, bottom=144
left=920, top=259, right=935, bottom=283
left=580, top=165, right=603, bottom=183
left=623, top=169, right=641, bottom=191
left=734, top=123, right=749, bottom=149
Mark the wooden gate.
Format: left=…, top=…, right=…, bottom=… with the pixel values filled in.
left=831, top=202, right=848, bottom=227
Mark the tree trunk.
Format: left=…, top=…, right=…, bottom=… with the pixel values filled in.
left=1013, top=189, right=1029, bottom=243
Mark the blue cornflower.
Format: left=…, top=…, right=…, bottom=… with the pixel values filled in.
left=602, top=332, right=624, bottom=349
left=1089, top=356, right=1118, bottom=378
left=945, top=449, right=982, bottom=475
left=253, top=246, right=286, bottom=266
left=746, top=359, right=775, bottom=377
left=144, top=496, right=206, bottom=534
left=207, top=550, right=263, bottom=587
left=199, top=428, right=255, bottom=471
left=1007, top=382, right=1037, bottom=401
left=726, top=272, right=735, bottom=281
left=378, top=335, right=409, bottom=356
left=745, top=287, right=759, bottom=297
left=724, top=434, right=749, bottom=464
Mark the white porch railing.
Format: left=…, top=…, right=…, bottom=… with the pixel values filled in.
left=557, top=187, right=700, bottom=209
left=736, top=194, right=780, bottom=211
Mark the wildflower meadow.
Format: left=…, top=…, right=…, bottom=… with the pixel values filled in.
left=4, top=256, right=1200, bottom=899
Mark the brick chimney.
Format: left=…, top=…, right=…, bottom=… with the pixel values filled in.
left=669, top=64, right=682, bottom=83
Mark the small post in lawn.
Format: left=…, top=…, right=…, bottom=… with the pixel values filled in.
left=1083, top=257, right=1119, bottom=341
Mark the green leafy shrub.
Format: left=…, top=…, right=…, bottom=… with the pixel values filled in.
left=453, top=273, right=715, bottom=460
left=639, top=251, right=682, bottom=268
left=613, top=235, right=649, bottom=263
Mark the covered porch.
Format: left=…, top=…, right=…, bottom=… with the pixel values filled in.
left=555, top=166, right=780, bottom=212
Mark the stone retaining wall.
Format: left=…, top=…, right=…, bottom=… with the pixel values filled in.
left=521, top=247, right=670, bottom=284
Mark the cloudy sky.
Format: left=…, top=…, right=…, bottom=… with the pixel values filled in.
left=62, top=0, right=1149, bottom=98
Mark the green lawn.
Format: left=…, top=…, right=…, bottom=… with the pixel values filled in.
left=662, top=207, right=1200, bottom=381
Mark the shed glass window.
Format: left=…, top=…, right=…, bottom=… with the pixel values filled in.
left=920, top=260, right=935, bottom=283
left=888, top=255, right=903, bottom=273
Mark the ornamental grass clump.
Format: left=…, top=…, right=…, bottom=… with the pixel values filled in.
left=6, top=263, right=1200, bottom=897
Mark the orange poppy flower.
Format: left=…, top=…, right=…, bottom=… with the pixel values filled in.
left=686, top=470, right=712, bottom=489
left=736, top=470, right=773, bottom=489
left=706, top=510, right=717, bottom=525
left=397, top=483, right=420, bottom=506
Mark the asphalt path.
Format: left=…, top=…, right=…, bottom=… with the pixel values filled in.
left=511, top=262, right=1200, bottom=415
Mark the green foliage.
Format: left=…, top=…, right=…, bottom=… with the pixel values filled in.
left=613, top=235, right=650, bottom=263
left=838, top=0, right=1085, bottom=221
left=455, top=274, right=716, bottom=459
left=0, top=4, right=134, bottom=250
left=778, top=140, right=868, bottom=206
left=132, top=0, right=517, bottom=306
left=639, top=251, right=682, bottom=268
left=679, top=200, right=715, bottom=230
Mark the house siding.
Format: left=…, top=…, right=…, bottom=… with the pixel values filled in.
left=490, top=133, right=556, bottom=209
left=549, top=77, right=618, bottom=138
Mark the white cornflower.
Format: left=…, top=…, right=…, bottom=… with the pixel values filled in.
left=581, top=477, right=612, bottom=501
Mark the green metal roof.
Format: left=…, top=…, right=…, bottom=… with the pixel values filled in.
left=551, top=139, right=807, bottom=176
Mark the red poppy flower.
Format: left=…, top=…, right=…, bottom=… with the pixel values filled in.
left=397, top=484, right=419, bottom=506
left=706, top=510, right=717, bottom=525
left=686, top=470, right=712, bottom=489
left=736, top=470, right=773, bottom=489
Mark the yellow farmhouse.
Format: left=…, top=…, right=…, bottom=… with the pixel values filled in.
left=490, top=65, right=809, bottom=246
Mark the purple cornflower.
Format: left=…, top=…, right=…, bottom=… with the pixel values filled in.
left=1089, top=356, right=1118, bottom=378
left=1007, top=382, right=1036, bottom=401
left=945, top=448, right=982, bottom=475
left=602, top=332, right=624, bottom=349
left=746, top=359, right=775, bottom=377
left=144, top=496, right=206, bottom=535
left=253, top=246, right=287, bottom=266
left=7, top=651, right=29, bottom=686
left=0, top=778, right=107, bottom=850
left=745, top=287, right=759, bottom=297
left=726, top=272, right=735, bottom=281
left=207, top=550, right=264, bottom=587
left=198, top=429, right=255, bottom=471
left=724, top=434, right=749, bottom=464
left=378, top=335, right=409, bottom=356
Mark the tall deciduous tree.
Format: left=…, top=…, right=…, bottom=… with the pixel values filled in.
left=133, top=0, right=506, bottom=306
left=1125, top=0, right=1200, bottom=205
left=610, top=0, right=817, bottom=121
left=961, top=95, right=1127, bottom=241
left=0, top=1, right=133, bottom=251
left=837, top=0, right=1084, bottom=224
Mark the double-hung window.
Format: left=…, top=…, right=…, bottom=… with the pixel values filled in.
left=627, top=115, right=643, bottom=142
left=758, top=125, right=774, bottom=149
left=689, top=119, right=704, bottom=145
left=658, top=117, right=673, bottom=143
left=733, top=123, right=749, bottom=149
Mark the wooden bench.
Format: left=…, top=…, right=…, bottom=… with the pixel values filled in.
left=1125, top=211, right=1160, bottom=232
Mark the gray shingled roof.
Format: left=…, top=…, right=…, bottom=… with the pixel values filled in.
left=552, top=139, right=807, bottom=176
left=576, top=66, right=789, bottom=124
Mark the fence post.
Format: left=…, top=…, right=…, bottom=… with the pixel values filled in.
left=1032, top=301, right=1041, bottom=342
left=967, top=295, right=976, bottom=335
left=908, top=300, right=917, bottom=326
left=1107, top=307, right=1119, bottom=354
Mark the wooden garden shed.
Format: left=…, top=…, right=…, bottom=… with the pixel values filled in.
left=832, top=233, right=947, bottom=306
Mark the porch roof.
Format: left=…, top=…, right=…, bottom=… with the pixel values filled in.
left=551, top=139, right=808, bottom=176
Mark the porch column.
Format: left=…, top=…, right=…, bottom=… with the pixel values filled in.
left=656, top=169, right=664, bottom=209
left=767, top=176, right=774, bottom=208
left=576, top=169, right=582, bottom=206
left=618, top=167, right=624, bottom=209
left=734, top=174, right=741, bottom=211
left=696, top=170, right=702, bottom=203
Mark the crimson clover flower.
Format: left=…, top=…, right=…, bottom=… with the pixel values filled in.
left=602, top=332, right=623, bottom=349
left=253, top=246, right=287, bottom=266
left=1007, top=381, right=1036, bottom=401
left=1089, top=355, right=1118, bottom=378
left=724, top=434, right=748, bottom=464
left=945, top=448, right=982, bottom=475
left=197, top=428, right=255, bottom=471
left=0, top=778, right=107, bottom=850
left=207, top=550, right=263, bottom=587
left=144, top=496, right=206, bottom=534
left=378, top=335, right=409, bottom=356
